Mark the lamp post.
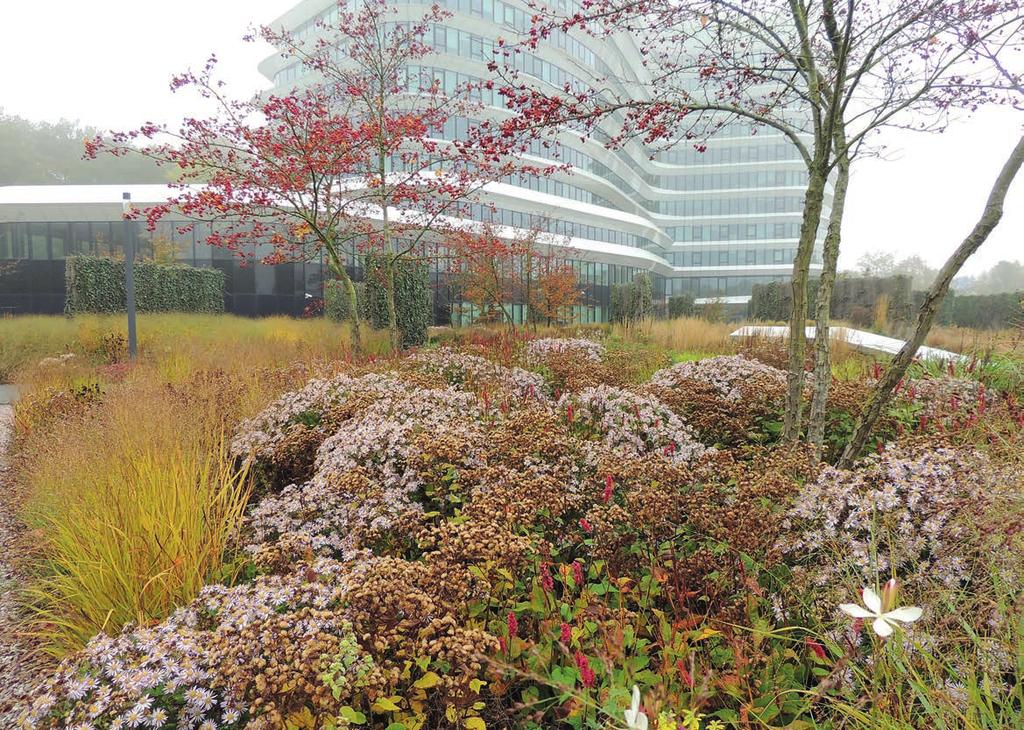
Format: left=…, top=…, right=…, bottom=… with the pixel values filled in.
left=122, top=192, right=137, bottom=359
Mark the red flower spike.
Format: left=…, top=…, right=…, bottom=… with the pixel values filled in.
left=540, top=562, right=554, bottom=592
left=805, top=637, right=827, bottom=660
left=575, top=652, right=596, bottom=688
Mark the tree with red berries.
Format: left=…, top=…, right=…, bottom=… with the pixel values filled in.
left=257, top=0, right=544, bottom=347
left=494, top=0, right=1022, bottom=455
left=87, top=0, right=538, bottom=350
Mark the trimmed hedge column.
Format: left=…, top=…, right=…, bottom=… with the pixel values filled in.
left=65, top=256, right=224, bottom=314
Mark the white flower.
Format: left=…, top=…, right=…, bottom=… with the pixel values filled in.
left=840, top=580, right=922, bottom=638
left=624, top=685, right=649, bottom=730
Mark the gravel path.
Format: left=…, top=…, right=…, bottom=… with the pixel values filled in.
left=0, top=405, right=50, bottom=721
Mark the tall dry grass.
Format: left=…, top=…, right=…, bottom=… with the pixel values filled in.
left=7, top=313, right=390, bottom=657
left=922, top=324, right=1023, bottom=356
left=612, top=317, right=737, bottom=355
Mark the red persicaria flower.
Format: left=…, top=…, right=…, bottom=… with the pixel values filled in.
left=507, top=611, right=518, bottom=638
left=805, top=637, right=827, bottom=660
left=566, top=403, right=575, bottom=424
left=676, top=660, right=694, bottom=688
left=540, top=562, right=554, bottom=592
left=602, top=474, right=614, bottom=503
left=575, top=652, right=596, bottom=688
left=560, top=622, right=572, bottom=643
left=498, top=637, right=507, bottom=653
left=579, top=518, right=593, bottom=533
left=572, top=560, right=584, bottom=585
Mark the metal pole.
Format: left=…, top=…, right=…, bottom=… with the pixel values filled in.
left=122, top=192, right=137, bottom=360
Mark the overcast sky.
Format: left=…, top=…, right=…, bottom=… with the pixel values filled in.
left=2, top=0, right=1020, bottom=275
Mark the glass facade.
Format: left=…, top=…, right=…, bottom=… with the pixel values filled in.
left=260, top=0, right=828, bottom=309
left=0, top=220, right=320, bottom=316
left=0, top=217, right=663, bottom=322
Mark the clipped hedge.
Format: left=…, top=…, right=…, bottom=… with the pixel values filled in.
left=363, top=255, right=430, bottom=347
left=920, top=290, right=1024, bottom=330
left=749, top=276, right=913, bottom=324
left=324, top=255, right=430, bottom=347
left=324, top=279, right=366, bottom=323
left=610, top=273, right=654, bottom=324
left=65, top=256, right=224, bottom=315
left=668, top=293, right=696, bottom=318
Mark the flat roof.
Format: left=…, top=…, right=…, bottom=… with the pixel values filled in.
left=0, top=185, right=179, bottom=206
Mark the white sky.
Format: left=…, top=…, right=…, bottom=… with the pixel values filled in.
left=1, top=0, right=1021, bottom=276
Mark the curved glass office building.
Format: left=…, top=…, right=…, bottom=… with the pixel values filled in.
left=259, top=0, right=828, bottom=313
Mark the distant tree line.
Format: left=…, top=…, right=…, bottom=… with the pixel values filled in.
left=0, top=110, right=168, bottom=185
left=854, top=250, right=1024, bottom=296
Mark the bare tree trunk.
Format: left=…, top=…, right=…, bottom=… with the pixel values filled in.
left=808, top=131, right=850, bottom=457
left=783, top=157, right=829, bottom=440
left=839, top=133, right=1024, bottom=467
left=342, top=274, right=363, bottom=353
left=326, top=254, right=362, bottom=354
left=383, top=254, right=401, bottom=350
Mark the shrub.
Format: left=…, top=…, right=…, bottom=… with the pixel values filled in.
left=667, top=293, right=696, bottom=318
left=650, top=353, right=788, bottom=400
left=778, top=444, right=1019, bottom=610
left=64, top=256, right=224, bottom=315
left=404, top=348, right=549, bottom=399
left=525, top=337, right=605, bottom=365
left=558, top=384, right=710, bottom=463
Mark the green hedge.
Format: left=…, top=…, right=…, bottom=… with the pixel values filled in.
left=65, top=256, right=224, bottom=315
left=918, top=290, right=1023, bottom=330
left=749, top=276, right=913, bottom=324
left=324, top=255, right=430, bottom=347
left=324, top=279, right=366, bottom=323
left=610, top=273, right=654, bottom=324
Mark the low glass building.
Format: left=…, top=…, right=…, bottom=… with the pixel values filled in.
left=0, top=185, right=665, bottom=320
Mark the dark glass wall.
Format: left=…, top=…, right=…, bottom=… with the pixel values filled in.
left=0, top=220, right=322, bottom=316
left=0, top=219, right=666, bottom=321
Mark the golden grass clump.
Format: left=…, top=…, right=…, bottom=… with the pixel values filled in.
left=3, top=313, right=390, bottom=657
left=19, top=375, right=255, bottom=657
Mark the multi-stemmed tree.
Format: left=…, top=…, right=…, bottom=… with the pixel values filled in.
left=88, top=0, right=540, bottom=349
left=491, top=0, right=1021, bottom=455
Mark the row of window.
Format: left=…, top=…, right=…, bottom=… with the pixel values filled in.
left=463, top=203, right=659, bottom=249
left=669, top=247, right=803, bottom=268
left=451, top=302, right=605, bottom=326
left=393, top=0, right=606, bottom=72
left=665, top=221, right=809, bottom=243
left=657, top=141, right=803, bottom=166
left=654, top=194, right=807, bottom=217
left=667, top=275, right=789, bottom=298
